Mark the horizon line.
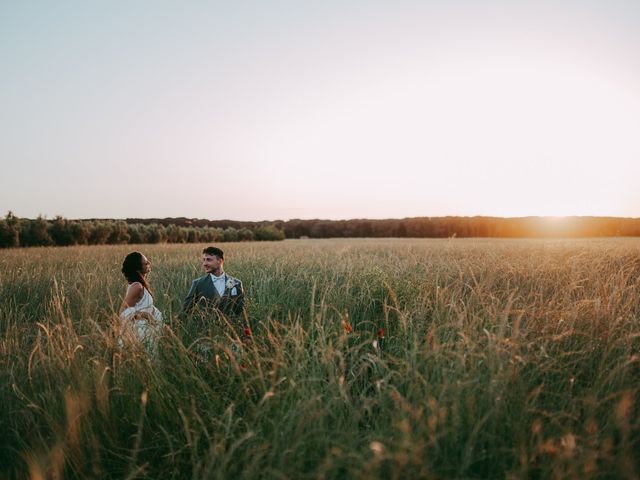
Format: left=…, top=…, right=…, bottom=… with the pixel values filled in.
left=13, top=214, right=640, bottom=223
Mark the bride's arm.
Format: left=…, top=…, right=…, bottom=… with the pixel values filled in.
left=119, top=282, right=144, bottom=313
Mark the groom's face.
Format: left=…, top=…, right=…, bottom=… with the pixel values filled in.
left=202, top=254, right=223, bottom=274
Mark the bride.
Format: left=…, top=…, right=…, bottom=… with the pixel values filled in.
left=119, top=251, right=163, bottom=353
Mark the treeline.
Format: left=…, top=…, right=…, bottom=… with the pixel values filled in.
left=276, top=216, right=640, bottom=239
left=0, top=213, right=285, bottom=248
left=123, top=215, right=640, bottom=239
left=2, top=213, right=640, bottom=248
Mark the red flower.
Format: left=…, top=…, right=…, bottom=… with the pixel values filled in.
left=377, top=328, right=385, bottom=339
left=343, top=322, right=353, bottom=334
left=244, top=327, right=252, bottom=337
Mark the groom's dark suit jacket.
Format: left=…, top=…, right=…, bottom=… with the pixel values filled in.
left=182, top=273, right=245, bottom=320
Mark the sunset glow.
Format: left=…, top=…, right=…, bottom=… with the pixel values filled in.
left=1, top=2, right=639, bottom=220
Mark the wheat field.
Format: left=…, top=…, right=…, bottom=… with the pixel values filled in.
left=1, top=238, right=639, bottom=479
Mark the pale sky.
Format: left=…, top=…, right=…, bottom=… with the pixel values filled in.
left=1, top=1, right=639, bottom=220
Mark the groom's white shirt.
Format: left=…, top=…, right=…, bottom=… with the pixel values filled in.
left=210, top=272, right=225, bottom=296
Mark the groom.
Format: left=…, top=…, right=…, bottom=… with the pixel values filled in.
left=182, top=246, right=248, bottom=338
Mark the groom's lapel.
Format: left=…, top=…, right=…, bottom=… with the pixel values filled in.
left=221, top=274, right=229, bottom=297
left=203, top=275, right=221, bottom=300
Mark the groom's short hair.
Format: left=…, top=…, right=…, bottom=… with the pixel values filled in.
left=203, top=246, right=224, bottom=259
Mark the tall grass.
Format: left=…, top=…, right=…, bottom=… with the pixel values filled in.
left=1, top=238, right=639, bottom=479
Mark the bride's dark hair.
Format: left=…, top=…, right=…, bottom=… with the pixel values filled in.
left=121, top=251, right=152, bottom=296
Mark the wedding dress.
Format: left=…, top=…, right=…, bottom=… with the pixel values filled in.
left=120, top=283, right=163, bottom=353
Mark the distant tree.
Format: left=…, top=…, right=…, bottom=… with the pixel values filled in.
left=186, top=228, right=199, bottom=243
left=166, top=224, right=187, bottom=243
left=310, top=220, right=345, bottom=238
left=105, top=221, right=130, bottom=244
left=89, top=222, right=111, bottom=245
left=237, top=228, right=254, bottom=241
left=0, top=212, right=21, bottom=247
left=222, top=227, right=239, bottom=242
left=69, top=221, right=90, bottom=245
left=283, top=219, right=308, bottom=238
left=145, top=224, right=167, bottom=243
left=23, top=216, right=53, bottom=246
left=0, top=222, right=14, bottom=247
left=127, top=224, right=147, bottom=244
left=49, top=216, right=75, bottom=246
left=0, top=218, right=19, bottom=248
left=358, top=221, right=373, bottom=237
left=254, top=225, right=285, bottom=241
left=199, top=227, right=224, bottom=243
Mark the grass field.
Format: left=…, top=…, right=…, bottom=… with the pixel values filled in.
left=1, top=238, right=639, bottom=479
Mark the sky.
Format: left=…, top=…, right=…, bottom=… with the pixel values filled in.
left=1, top=1, right=639, bottom=221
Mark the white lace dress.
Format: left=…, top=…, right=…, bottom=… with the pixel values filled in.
left=120, top=284, right=163, bottom=352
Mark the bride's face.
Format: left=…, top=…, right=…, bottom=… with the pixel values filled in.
left=140, top=255, right=151, bottom=275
